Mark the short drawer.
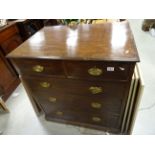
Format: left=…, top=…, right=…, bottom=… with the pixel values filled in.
left=45, top=110, right=120, bottom=130
left=65, top=61, right=132, bottom=81
left=12, top=59, right=65, bottom=77
left=24, top=77, right=127, bottom=99
left=32, top=92, right=123, bottom=115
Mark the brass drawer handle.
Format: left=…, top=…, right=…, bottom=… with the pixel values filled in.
left=92, top=116, right=101, bottom=122
left=91, top=102, right=102, bottom=109
left=56, top=111, right=63, bottom=116
left=89, top=86, right=103, bottom=94
left=40, top=82, right=50, bottom=88
left=48, top=97, right=57, bottom=103
left=88, top=67, right=103, bottom=76
left=33, top=65, right=44, bottom=72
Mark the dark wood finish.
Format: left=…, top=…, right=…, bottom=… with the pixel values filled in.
left=8, top=21, right=139, bottom=134
left=13, top=58, right=133, bottom=81
left=0, top=50, right=20, bottom=101
left=45, top=114, right=120, bottom=134
left=22, top=76, right=127, bottom=99
left=65, top=61, right=133, bottom=81
left=28, top=91, right=123, bottom=115
left=8, top=21, right=139, bottom=62
left=1, top=34, right=22, bottom=55
left=0, top=24, right=19, bottom=42
left=0, top=22, right=22, bottom=100
left=46, top=110, right=120, bottom=130
left=12, top=59, right=65, bottom=77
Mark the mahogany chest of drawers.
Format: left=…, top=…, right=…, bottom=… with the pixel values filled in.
left=8, top=21, right=139, bottom=134
left=0, top=22, right=22, bottom=100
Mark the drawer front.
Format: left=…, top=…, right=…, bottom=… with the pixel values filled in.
left=0, top=25, right=19, bottom=43
left=0, top=54, right=17, bottom=93
left=65, top=61, right=131, bottom=81
left=24, top=77, right=127, bottom=99
left=1, top=34, right=22, bottom=55
left=32, top=92, right=122, bottom=115
left=45, top=110, right=120, bottom=130
left=13, top=59, right=65, bottom=77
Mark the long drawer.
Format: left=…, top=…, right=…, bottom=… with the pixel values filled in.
left=45, top=110, right=120, bottom=130
left=32, top=92, right=123, bottom=115
left=24, top=77, right=127, bottom=99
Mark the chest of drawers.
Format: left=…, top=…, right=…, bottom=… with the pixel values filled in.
left=8, top=21, right=139, bottom=134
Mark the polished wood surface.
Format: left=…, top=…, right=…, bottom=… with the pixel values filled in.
left=0, top=24, right=22, bottom=56
left=0, top=50, right=20, bottom=101
left=8, top=21, right=139, bottom=134
left=0, top=23, right=21, bottom=100
left=0, top=24, right=18, bottom=39
left=1, top=34, right=22, bottom=55
left=8, top=21, right=139, bottom=62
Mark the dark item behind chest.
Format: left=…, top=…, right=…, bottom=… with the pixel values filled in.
left=142, top=19, right=155, bottom=31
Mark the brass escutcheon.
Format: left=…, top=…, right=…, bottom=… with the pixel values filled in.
left=48, top=97, right=57, bottom=103
left=33, top=65, right=44, bottom=72
left=91, top=102, right=102, bottom=109
left=88, top=67, right=102, bottom=76
left=92, top=116, right=101, bottom=122
left=40, top=82, right=50, bottom=88
left=56, top=111, right=63, bottom=116
left=89, top=86, right=103, bottom=94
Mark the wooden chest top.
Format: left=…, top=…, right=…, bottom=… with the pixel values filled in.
left=8, top=21, right=139, bottom=62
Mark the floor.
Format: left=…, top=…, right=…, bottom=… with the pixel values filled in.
left=0, top=19, right=155, bottom=135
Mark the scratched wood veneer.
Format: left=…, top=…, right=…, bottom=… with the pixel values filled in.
left=8, top=21, right=139, bottom=134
